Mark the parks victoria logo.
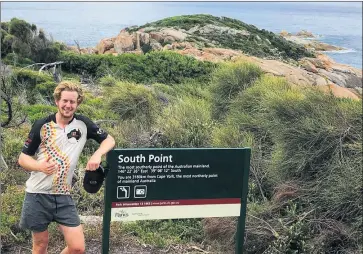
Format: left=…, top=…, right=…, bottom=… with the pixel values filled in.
left=115, top=210, right=129, bottom=218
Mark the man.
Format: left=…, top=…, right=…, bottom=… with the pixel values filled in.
left=18, top=81, right=115, bottom=254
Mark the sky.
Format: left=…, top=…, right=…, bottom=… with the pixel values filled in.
left=1, top=2, right=362, bottom=27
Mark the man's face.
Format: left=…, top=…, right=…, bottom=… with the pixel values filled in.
left=55, top=91, right=79, bottom=119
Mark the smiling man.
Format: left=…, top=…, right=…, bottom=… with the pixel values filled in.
left=18, top=81, right=115, bottom=254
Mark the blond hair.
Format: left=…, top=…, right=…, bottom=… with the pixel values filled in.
left=53, top=81, right=84, bottom=104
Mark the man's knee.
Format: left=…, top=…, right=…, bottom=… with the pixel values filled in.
left=68, top=245, right=85, bottom=254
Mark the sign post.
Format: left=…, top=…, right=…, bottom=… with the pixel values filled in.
left=102, top=148, right=251, bottom=254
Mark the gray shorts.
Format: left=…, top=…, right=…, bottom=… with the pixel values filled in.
left=19, top=192, right=80, bottom=232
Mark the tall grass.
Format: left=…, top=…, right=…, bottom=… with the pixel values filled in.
left=210, top=60, right=263, bottom=120
left=207, top=70, right=362, bottom=253
left=155, top=97, right=214, bottom=148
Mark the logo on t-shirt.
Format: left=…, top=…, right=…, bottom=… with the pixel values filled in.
left=23, top=133, right=34, bottom=149
left=67, top=128, right=82, bottom=141
left=97, top=128, right=105, bottom=135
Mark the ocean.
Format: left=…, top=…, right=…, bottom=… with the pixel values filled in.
left=1, top=2, right=362, bottom=69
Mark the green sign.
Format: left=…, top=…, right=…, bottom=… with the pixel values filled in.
left=102, top=148, right=251, bottom=254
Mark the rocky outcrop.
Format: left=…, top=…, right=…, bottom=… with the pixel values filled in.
left=296, top=30, right=315, bottom=38
left=80, top=25, right=361, bottom=100
left=114, top=31, right=135, bottom=53
left=280, top=30, right=344, bottom=52
left=96, top=38, right=115, bottom=54
left=316, top=84, right=360, bottom=100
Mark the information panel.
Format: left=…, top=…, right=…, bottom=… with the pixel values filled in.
left=105, top=148, right=249, bottom=221
left=102, top=148, right=251, bottom=254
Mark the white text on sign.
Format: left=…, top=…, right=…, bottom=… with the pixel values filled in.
left=118, top=154, right=173, bottom=163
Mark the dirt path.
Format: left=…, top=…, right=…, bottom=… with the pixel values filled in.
left=3, top=240, right=227, bottom=254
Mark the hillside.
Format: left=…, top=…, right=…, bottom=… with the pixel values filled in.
left=89, top=14, right=314, bottom=62
left=126, top=14, right=314, bottom=61
left=76, top=14, right=362, bottom=99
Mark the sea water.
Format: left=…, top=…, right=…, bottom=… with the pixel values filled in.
left=1, top=2, right=361, bottom=68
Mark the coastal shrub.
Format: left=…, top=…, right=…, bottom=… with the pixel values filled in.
left=117, top=219, right=204, bottom=247
left=8, top=18, right=33, bottom=43
left=11, top=69, right=54, bottom=103
left=266, top=89, right=362, bottom=182
left=0, top=186, right=30, bottom=248
left=211, top=124, right=254, bottom=148
left=22, top=104, right=57, bottom=123
left=155, top=97, right=214, bottom=147
left=12, top=69, right=53, bottom=88
left=34, top=81, right=57, bottom=102
left=1, top=19, right=63, bottom=64
left=1, top=33, right=15, bottom=57
left=1, top=125, right=30, bottom=166
left=152, top=80, right=210, bottom=104
left=77, top=95, right=118, bottom=121
left=59, top=51, right=106, bottom=75
left=105, top=81, right=159, bottom=124
left=2, top=52, right=34, bottom=67
left=98, top=75, right=118, bottom=87
left=136, top=14, right=216, bottom=31
left=212, top=76, right=362, bottom=253
left=142, top=51, right=215, bottom=84
left=60, top=51, right=216, bottom=85
left=312, top=153, right=362, bottom=222
left=227, top=75, right=290, bottom=141
left=210, top=60, right=262, bottom=120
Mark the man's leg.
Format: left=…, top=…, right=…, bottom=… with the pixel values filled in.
left=59, top=224, right=85, bottom=254
left=32, top=230, right=49, bottom=254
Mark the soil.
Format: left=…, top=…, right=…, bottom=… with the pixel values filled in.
left=2, top=240, right=227, bottom=254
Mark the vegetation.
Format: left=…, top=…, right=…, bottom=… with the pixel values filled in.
left=1, top=18, right=66, bottom=66
left=130, top=14, right=314, bottom=60
left=1, top=16, right=361, bottom=254
left=60, top=50, right=216, bottom=84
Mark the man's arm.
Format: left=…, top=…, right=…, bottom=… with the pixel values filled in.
left=86, top=134, right=115, bottom=171
left=18, top=153, right=57, bottom=175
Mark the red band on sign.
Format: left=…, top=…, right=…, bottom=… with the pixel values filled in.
left=112, top=198, right=241, bottom=208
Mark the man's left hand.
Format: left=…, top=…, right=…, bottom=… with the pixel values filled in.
left=86, top=153, right=102, bottom=171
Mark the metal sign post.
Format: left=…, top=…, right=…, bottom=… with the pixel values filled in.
left=102, top=148, right=251, bottom=254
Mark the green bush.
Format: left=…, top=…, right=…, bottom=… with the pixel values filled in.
left=77, top=94, right=118, bottom=121
left=214, top=75, right=362, bottom=253
left=3, top=52, right=34, bottom=67
left=152, top=80, right=211, bottom=105
left=12, top=69, right=54, bottom=103
left=211, top=124, right=254, bottom=148
left=266, top=88, right=362, bottom=181
left=210, top=60, right=263, bottom=120
left=60, top=51, right=216, bottom=85
left=1, top=18, right=62, bottom=64
left=116, top=219, right=204, bottom=247
left=0, top=186, right=30, bottom=247
left=22, top=104, right=57, bottom=123
left=98, top=75, right=118, bottom=87
left=8, top=18, right=32, bottom=43
left=105, top=120, right=149, bottom=148
left=1, top=125, right=30, bottom=167
left=156, top=97, right=214, bottom=147
left=13, top=69, right=53, bottom=87
left=105, top=81, right=160, bottom=124
left=227, top=75, right=290, bottom=141
left=1, top=33, right=14, bottom=57
left=34, top=81, right=57, bottom=101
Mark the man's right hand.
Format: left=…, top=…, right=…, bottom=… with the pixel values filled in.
left=37, top=156, right=57, bottom=175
